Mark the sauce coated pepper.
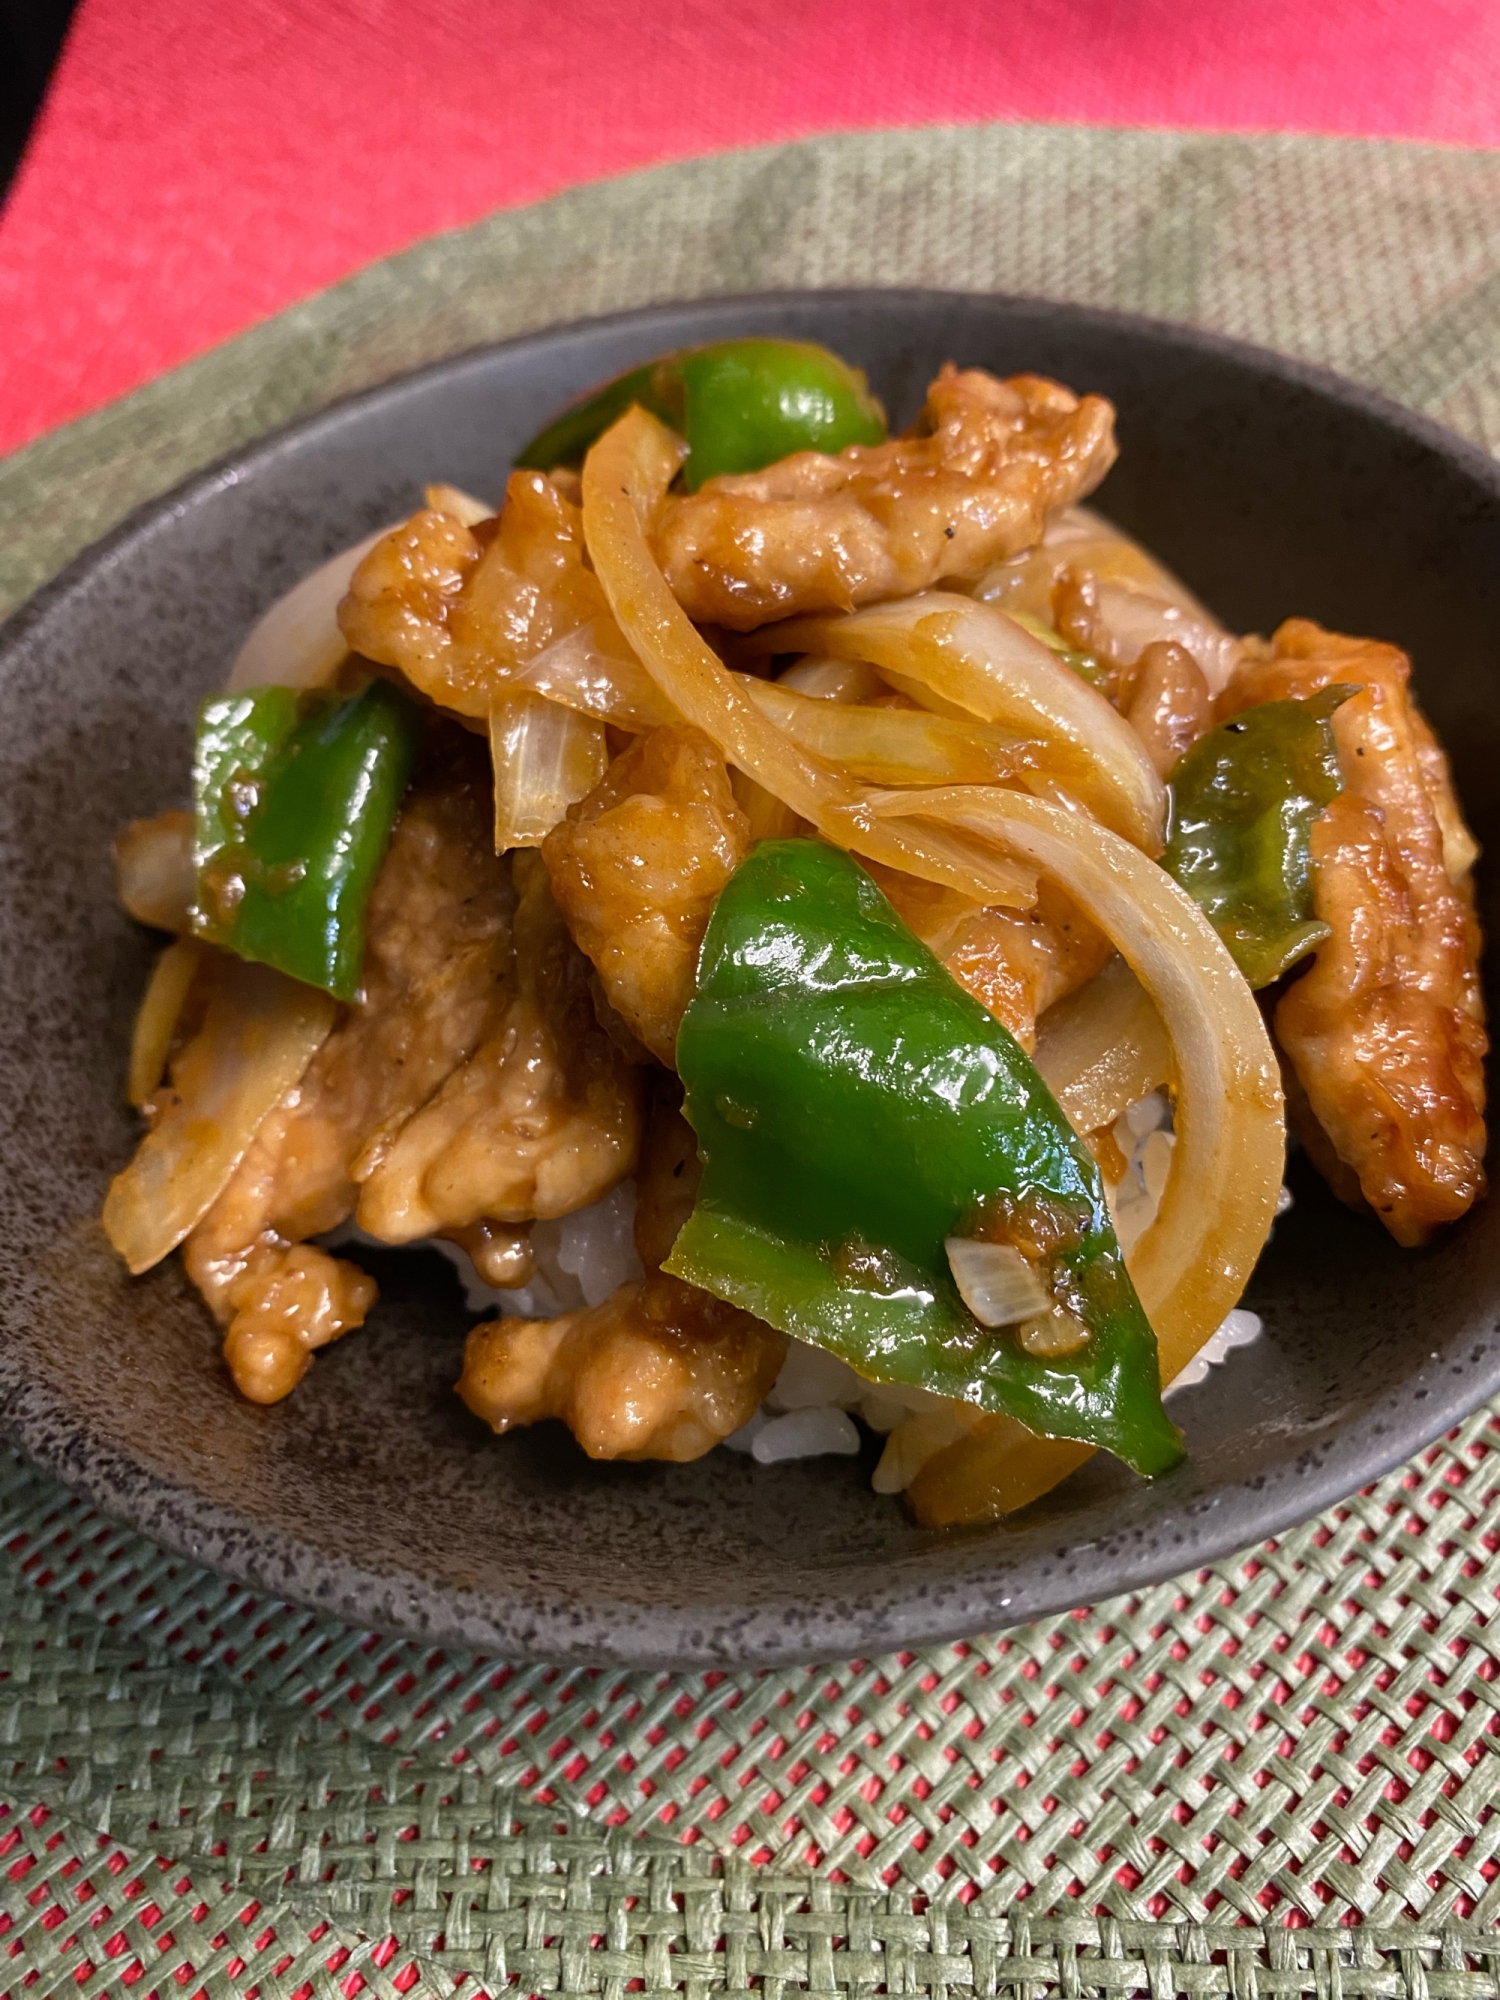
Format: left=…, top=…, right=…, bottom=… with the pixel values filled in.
left=667, top=840, right=1181, bottom=1475
left=516, top=338, right=887, bottom=490
left=192, top=679, right=422, bottom=1000
left=1163, top=686, right=1352, bottom=989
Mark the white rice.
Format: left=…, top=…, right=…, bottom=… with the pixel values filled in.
left=346, top=1087, right=1287, bottom=1494
left=1107, top=1088, right=1174, bottom=1251
left=422, top=1180, right=644, bottom=1318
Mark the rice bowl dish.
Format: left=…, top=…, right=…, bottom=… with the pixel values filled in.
left=100, top=334, right=1488, bottom=1528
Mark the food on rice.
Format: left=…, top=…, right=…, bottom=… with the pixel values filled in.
left=104, top=335, right=1486, bottom=1524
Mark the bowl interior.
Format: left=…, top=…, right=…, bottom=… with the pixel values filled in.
left=1, top=290, right=1497, bottom=1666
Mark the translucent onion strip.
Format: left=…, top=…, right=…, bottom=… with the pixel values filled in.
left=793, top=594, right=1168, bottom=852
left=740, top=679, right=1039, bottom=789
left=776, top=657, right=888, bottom=703
left=579, top=408, right=1037, bottom=910
left=489, top=690, right=609, bottom=849
left=730, top=770, right=806, bottom=844
left=114, top=810, right=196, bottom=933
left=975, top=505, right=1242, bottom=692
left=104, top=959, right=337, bottom=1275
left=227, top=526, right=393, bottom=692
left=1032, top=954, right=1172, bottom=1139
left=945, top=1238, right=1051, bottom=1327
left=127, top=937, right=205, bottom=1109
left=864, top=784, right=1283, bottom=1522
left=511, top=618, right=681, bottom=731
left=977, top=505, right=1221, bottom=615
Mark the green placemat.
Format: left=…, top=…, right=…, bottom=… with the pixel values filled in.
left=2, top=123, right=1499, bottom=1998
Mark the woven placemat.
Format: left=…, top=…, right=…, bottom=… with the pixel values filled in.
left=2, top=123, right=1500, bottom=1997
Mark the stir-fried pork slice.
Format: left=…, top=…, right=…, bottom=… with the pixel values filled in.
left=184, top=760, right=515, bottom=1401
left=1221, top=619, right=1486, bottom=1244
left=652, top=367, right=1117, bottom=631
left=357, top=850, right=643, bottom=1241
left=457, top=1079, right=784, bottom=1462
left=869, top=866, right=1110, bottom=1052
left=457, top=1271, right=785, bottom=1461
left=214, top=1246, right=377, bottom=1406
left=338, top=472, right=607, bottom=720
left=542, top=724, right=752, bottom=1065
left=633, top=1076, right=702, bottom=1269
left=1121, top=639, right=1215, bottom=776
left=1409, top=704, right=1481, bottom=883
left=1051, top=566, right=1218, bottom=769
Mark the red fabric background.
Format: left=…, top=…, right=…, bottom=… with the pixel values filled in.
left=3, top=0, right=1500, bottom=459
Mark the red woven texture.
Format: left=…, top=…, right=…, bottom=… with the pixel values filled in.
left=3, top=0, right=1500, bottom=458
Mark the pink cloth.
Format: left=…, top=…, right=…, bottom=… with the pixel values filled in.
left=2, top=0, right=1499, bottom=458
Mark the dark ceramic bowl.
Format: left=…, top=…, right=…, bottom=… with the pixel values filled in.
left=2, top=291, right=1497, bottom=1667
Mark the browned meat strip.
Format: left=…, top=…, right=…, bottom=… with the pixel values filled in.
left=185, top=759, right=515, bottom=1400
left=1221, top=619, right=1486, bottom=1244
left=338, top=472, right=607, bottom=720
left=1122, top=639, right=1215, bottom=776
left=542, top=724, right=752, bottom=1066
left=456, top=1271, right=785, bottom=1461
left=651, top=367, right=1117, bottom=630
left=456, top=1070, right=782, bottom=1462
left=868, top=866, right=1110, bottom=1052
left=356, top=849, right=643, bottom=1240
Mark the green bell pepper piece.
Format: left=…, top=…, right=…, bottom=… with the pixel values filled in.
left=515, top=338, right=887, bottom=490
left=667, top=840, right=1182, bottom=1475
left=514, top=360, right=678, bottom=476
left=1163, top=686, right=1353, bottom=989
left=191, top=679, right=422, bottom=1000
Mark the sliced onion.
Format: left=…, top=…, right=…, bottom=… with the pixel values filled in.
left=730, top=769, right=806, bottom=843
left=945, top=1238, right=1051, bottom=1327
left=1032, top=953, right=1172, bottom=1138
left=862, top=785, right=1282, bottom=1520
left=776, top=657, right=888, bottom=703
left=227, top=526, right=395, bottom=692
left=103, top=958, right=337, bottom=1274
left=740, top=678, right=1037, bottom=788
left=906, top=1420, right=1092, bottom=1515
left=872, top=1404, right=983, bottom=1495
left=127, top=937, right=205, bottom=1109
left=976, top=505, right=1227, bottom=626
left=511, top=618, right=680, bottom=731
left=780, top=593, right=1167, bottom=852
left=970, top=509, right=1242, bottom=692
left=114, top=810, right=195, bottom=932
left=579, top=408, right=1037, bottom=910
left=489, top=690, right=608, bottom=849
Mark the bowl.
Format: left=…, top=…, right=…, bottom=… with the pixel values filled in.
left=2, top=289, right=1497, bottom=1667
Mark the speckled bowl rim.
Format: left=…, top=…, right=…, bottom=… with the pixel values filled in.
left=1, top=288, right=1497, bottom=1667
